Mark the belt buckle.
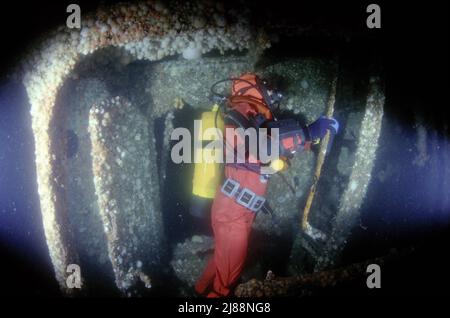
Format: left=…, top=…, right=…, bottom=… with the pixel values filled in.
left=221, top=178, right=240, bottom=198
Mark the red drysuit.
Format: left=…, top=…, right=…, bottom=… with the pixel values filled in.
left=195, top=95, right=269, bottom=297
left=195, top=72, right=332, bottom=296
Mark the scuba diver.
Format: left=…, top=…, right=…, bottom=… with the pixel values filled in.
left=193, top=73, right=339, bottom=297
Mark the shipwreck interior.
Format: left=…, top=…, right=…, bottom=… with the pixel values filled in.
left=0, top=0, right=448, bottom=298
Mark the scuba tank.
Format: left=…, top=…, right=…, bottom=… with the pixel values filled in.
left=190, top=104, right=224, bottom=218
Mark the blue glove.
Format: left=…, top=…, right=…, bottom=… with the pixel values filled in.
left=307, top=116, right=339, bottom=142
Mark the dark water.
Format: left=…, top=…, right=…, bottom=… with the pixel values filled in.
left=0, top=81, right=60, bottom=296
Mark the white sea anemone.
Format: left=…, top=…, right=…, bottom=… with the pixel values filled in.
left=182, top=43, right=202, bottom=60
left=349, top=180, right=358, bottom=192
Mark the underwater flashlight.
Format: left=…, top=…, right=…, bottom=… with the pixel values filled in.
left=270, top=158, right=286, bottom=172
